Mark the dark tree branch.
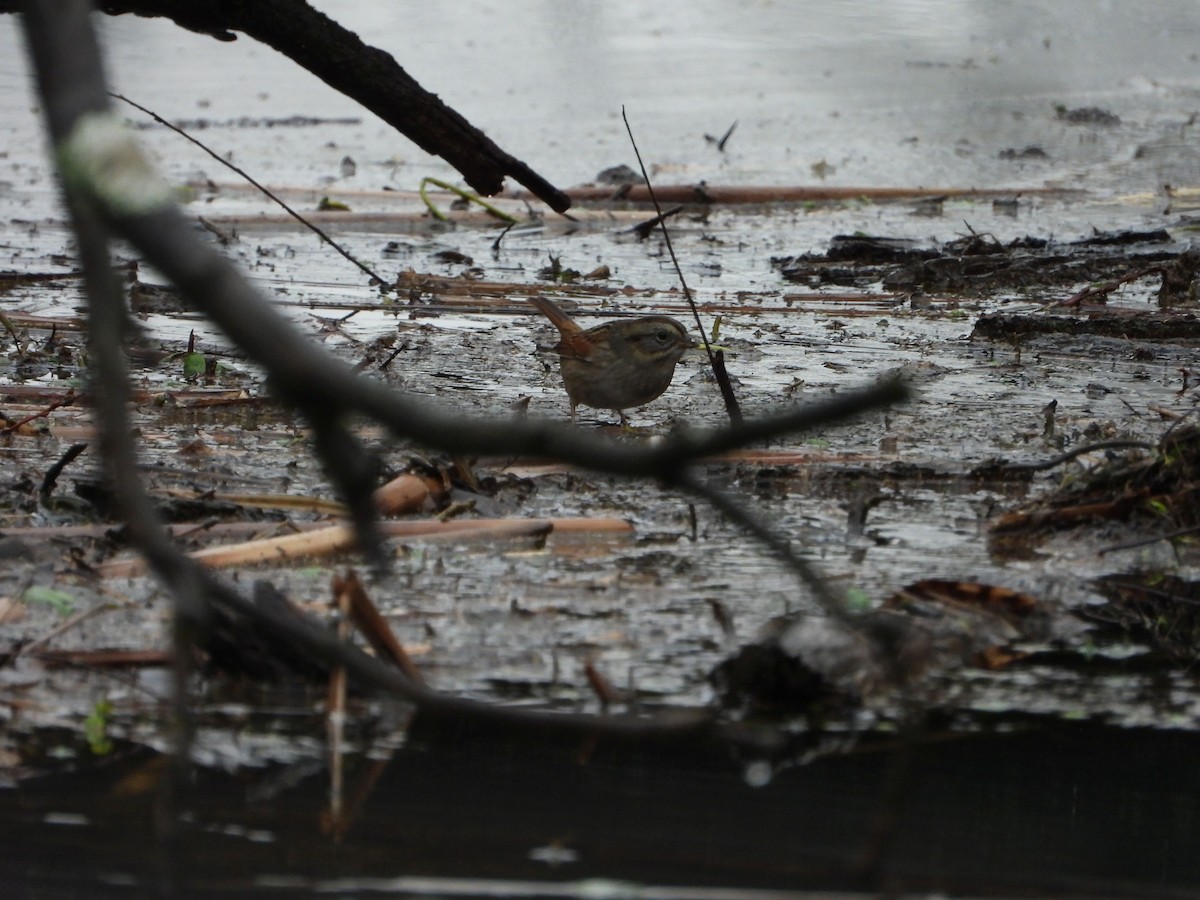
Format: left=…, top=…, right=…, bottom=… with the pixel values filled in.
left=1, top=0, right=573, bottom=212
left=19, top=0, right=716, bottom=743
left=20, top=0, right=910, bottom=742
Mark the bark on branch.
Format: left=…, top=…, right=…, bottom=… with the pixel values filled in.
left=5, top=0, right=572, bottom=212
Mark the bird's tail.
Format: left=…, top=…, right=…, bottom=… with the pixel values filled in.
left=528, top=295, right=581, bottom=336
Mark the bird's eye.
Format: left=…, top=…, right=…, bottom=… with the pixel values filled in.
left=656, top=330, right=670, bottom=343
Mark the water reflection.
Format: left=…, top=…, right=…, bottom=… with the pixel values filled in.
left=4, top=722, right=1200, bottom=895
left=33, top=0, right=1191, bottom=190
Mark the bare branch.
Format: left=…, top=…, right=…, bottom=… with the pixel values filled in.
left=21, top=0, right=909, bottom=743
left=34, top=0, right=572, bottom=211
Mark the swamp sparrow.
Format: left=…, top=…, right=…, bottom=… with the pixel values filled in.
left=529, top=295, right=695, bottom=424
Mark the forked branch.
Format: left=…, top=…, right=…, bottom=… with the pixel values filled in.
left=21, top=0, right=909, bottom=740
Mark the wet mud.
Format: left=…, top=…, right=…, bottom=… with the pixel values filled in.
left=3, top=185, right=1197, bottom=757
left=4, top=3, right=1200, bottom=893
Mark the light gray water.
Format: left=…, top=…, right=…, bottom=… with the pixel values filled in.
left=4, top=1, right=1200, bottom=203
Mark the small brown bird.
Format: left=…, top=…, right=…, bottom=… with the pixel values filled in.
left=528, top=295, right=694, bottom=424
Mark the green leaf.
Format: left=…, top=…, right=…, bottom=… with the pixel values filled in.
left=84, top=700, right=114, bottom=755
left=182, top=351, right=206, bottom=378
left=418, top=176, right=518, bottom=223
left=22, top=585, right=75, bottom=615
left=844, top=587, right=873, bottom=612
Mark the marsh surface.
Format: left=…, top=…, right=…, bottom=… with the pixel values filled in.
left=2, top=3, right=1199, bottom=896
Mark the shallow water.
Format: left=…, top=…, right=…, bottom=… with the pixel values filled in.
left=6, top=1, right=1200, bottom=205
left=3, top=3, right=1200, bottom=895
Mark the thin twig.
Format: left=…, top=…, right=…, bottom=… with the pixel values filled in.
left=1, top=389, right=77, bottom=435
left=110, top=92, right=390, bottom=289
left=1055, top=265, right=1165, bottom=307
left=1099, top=523, right=1200, bottom=555
left=622, top=106, right=743, bottom=425
left=670, top=469, right=850, bottom=620
left=491, top=221, right=517, bottom=254
left=629, top=204, right=683, bottom=240
left=16, top=601, right=121, bottom=660
left=39, top=440, right=87, bottom=499
left=978, top=439, right=1157, bottom=474
left=327, top=575, right=351, bottom=824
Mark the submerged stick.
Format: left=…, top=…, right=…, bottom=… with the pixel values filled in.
left=97, top=516, right=631, bottom=577
left=512, top=183, right=1077, bottom=205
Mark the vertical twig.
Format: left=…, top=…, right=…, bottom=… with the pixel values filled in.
left=327, top=575, right=352, bottom=830
left=22, top=10, right=213, bottom=889
left=622, top=106, right=743, bottom=425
